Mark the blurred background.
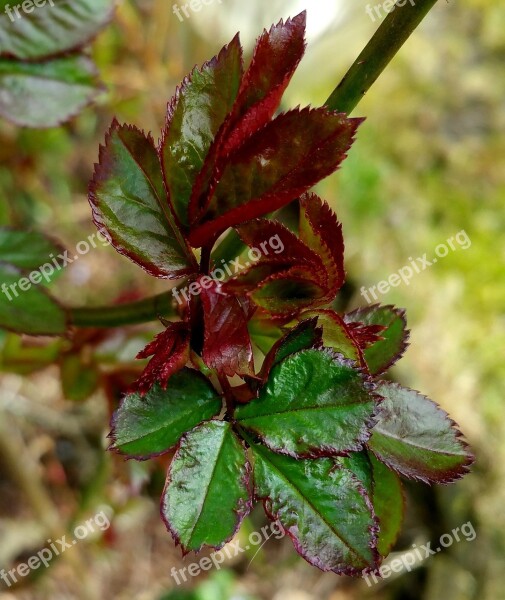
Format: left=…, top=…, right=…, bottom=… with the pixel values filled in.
left=0, top=0, right=504, bottom=598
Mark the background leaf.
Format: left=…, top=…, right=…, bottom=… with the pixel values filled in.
left=0, top=0, right=114, bottom=60
left=0, top=55, right=101, bottom=127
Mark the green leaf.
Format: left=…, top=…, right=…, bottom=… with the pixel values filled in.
left=161, top=36, right=243, bottom=227
left=344, top=305, right=409, bottom=375
left=0, top=228, right=63, bottom=269
left=235, top=349, right=376, bottom=458
left=0, top=0, right=114, bottom=60
left=340, top=451, right=404, bottom=556
left=162, top=420, right=251, bottom=554
left=109, top=369, right=222, bottom=459
left=369, top=381, right=474, bottom=484
left=251, top=442, right=379, bottom=574
left=0, top=55, right=101, bottom=127
left=0, top=264, right=66, bottom=335
left=90, top=121, right=197, bottom=279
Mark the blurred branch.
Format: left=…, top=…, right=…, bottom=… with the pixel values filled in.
left=67, top=0, right=440, bottom=329
left=325, top=0, right=440, bottom=113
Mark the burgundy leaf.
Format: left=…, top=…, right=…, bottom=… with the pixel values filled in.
left=201, top=278, right=255, bottom=377
left=135, top=322, right=190, bottom=395
left=189, top=108, right=363, bottom=247
left=299, top=193, right=345, bottom=293
left=188, top=13, right=307, bottom=223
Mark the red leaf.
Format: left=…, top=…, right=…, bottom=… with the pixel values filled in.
left=345, top=322, right=386, bottom=349
left=188, top=13, right=307, bottom=223
left=201, top=278, right=255, bottom=377
left=135, top=322, right=190, bottom=395
left=188, top=108, right=363, bottom=247
left=299, top=193, right=345, bottom=293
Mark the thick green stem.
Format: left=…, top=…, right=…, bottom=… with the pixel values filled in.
left=325, top=0, right=439, bottom=114
left=68, top=0, right=439, bottom=329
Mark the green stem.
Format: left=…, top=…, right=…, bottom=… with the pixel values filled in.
left=68, top=0, right=439, bottom=329
left=325, top=0, right=439, bottom=114
left=70, top=291, right=177, bottom=327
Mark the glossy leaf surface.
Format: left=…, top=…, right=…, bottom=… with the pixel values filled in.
left=162, top=421, right=251, bottom=553
left=369, top=381, right=474, bottom=483
left=236, top=349, right=376, bottom=458
left=252, top=443, right=379, bottom=574
left=110, top=369, right=222, bottom=459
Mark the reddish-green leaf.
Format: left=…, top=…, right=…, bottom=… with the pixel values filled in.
left=251, top=442, right=379, bottom=574
left=89, top=121, right=197, bottom=279
left=161, top=36, right=243, bottom=227
left=162, top=421, right=251, bottom=554
left=109, top=369, right=221, bottom=459
left=368, top=381, right=474, bottom=484
left=235, top=349, right=377, bottom=458
left=189, top=108, right=362, bottom=247
left=201, top=279, right=254, bottom=377
left=344, top=305, right=409, bottom=375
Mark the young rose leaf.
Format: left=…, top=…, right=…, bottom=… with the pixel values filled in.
left=368, top=381, right=474, bottom=484
left=162, top=421, right=251, bottom=554
left=344, top=305, right=409, bottom=375
left=160, top=36, right=243, bottom=227
left=339, top=451, right=404, bottom=557
left=135, top=322, right=190, bottom=395
left=109, top=369, right=221, bottom=459
left=235, top=349, right=376, bottom=458
left=201, top=279, right=254, bottom=377
left=259, top=318, right=322, bottom=381
left=188, top=14, right=307, bottom=222
left=0, top=229, right=63, bottom=270
left=0, top=55, right=101, bottom=127
left=0, top=264, right=66, bottom=335
left=0, top=0, right=114, bottom=60
left=301, top=309, right=363, bottom=364
left=251, top=442, right=379, bottom=574
left=299, top=194, right=345, bottom=294
left=219, top=12, right=307, bottom=157
left=189, top=108, right=362, bottom=247
left=89, top=121, right=197, bottom=279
